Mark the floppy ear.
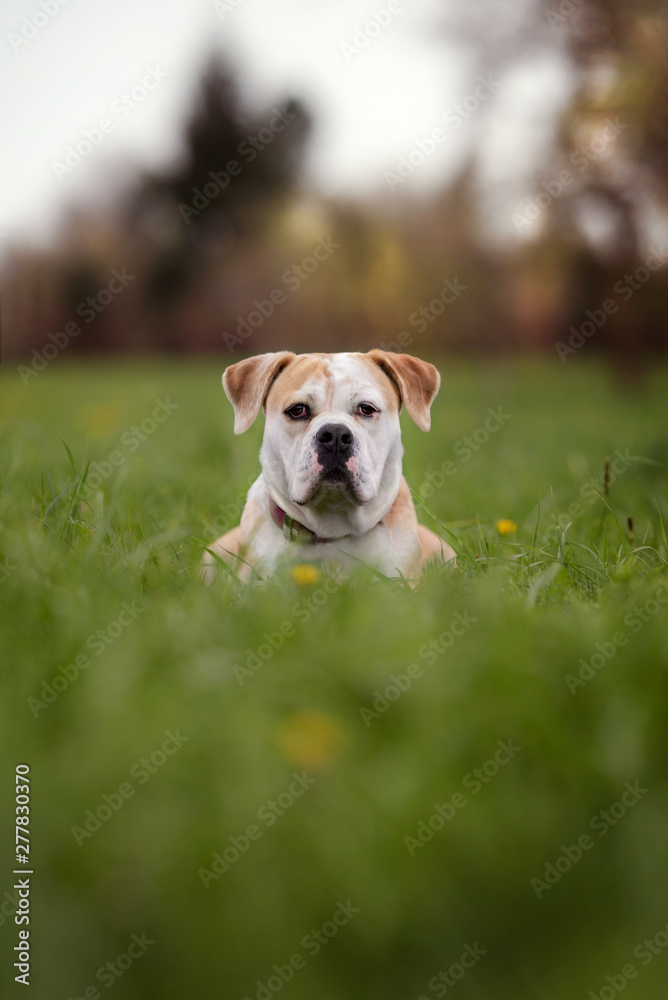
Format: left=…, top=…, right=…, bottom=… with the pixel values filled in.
left=223, top=352, right=296, bottom=434
left=367, top=350, right=440, bottom=431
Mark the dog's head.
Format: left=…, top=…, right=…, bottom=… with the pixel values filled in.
left=222, top=350, right=439, bottom=528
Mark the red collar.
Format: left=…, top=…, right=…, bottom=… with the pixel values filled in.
left=269, top=499, right=344, bottom=544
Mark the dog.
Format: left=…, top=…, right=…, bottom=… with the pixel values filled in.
left=202, top=350, right=456, bottom=583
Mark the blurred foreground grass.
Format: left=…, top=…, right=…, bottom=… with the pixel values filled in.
left=1, top=357, right=668, bottom=1000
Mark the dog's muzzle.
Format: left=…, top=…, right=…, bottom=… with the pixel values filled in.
left=315, top=423, right=354, bottom=470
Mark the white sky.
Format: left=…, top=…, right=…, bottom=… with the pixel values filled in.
left=0, top=0, right=572, bottom=245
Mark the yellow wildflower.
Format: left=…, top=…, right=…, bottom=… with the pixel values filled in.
left=276, top=710, right=346, bottom=769
left=290, top=564, right=321, bottom=586
left=496, top=519, right=517, bottom=536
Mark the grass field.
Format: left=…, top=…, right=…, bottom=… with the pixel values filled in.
left=1, top=356, right=668, bottom=1000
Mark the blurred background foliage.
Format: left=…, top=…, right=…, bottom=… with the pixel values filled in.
left=3, top=0, right=668, bottom=371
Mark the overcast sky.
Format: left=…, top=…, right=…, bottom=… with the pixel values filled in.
left=1, top=0, right=571, bottom=245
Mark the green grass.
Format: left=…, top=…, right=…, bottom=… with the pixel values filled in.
left=1, top=357, right=668, bottom=1000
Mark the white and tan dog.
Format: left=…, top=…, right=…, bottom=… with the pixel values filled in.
left=203, top=350, right=455, bottom=583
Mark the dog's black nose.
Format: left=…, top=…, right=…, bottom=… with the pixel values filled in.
left=316, top=423, right=354, bottom=460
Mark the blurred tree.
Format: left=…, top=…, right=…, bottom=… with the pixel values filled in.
left=544, top=0, right=668, bottom=370
left=429, top=0, right=668, bottom=370
left=527, top=0, right=668, bottom=371
left=125, top=56, right=311, bottom=348
left=133, top=59, right=310, bottom=238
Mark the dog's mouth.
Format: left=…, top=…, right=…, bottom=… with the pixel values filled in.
left=321, top=465, right=348, bottom=484
left=294, top=462, right=363, bottom=507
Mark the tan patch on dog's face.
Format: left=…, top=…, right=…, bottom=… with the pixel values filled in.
left=265, top=353, right=403, bottom=419
left=357, top=353, right=403, bottom=411
left=264, top=354, right=333, bottom=417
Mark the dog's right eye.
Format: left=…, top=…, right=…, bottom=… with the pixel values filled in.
left=285, top=404, right=309, bottom=420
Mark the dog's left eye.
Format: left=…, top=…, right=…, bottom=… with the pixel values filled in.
left=356, top=403, right=378, bottom=417
left=285, top=404, right=309, bottom=420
